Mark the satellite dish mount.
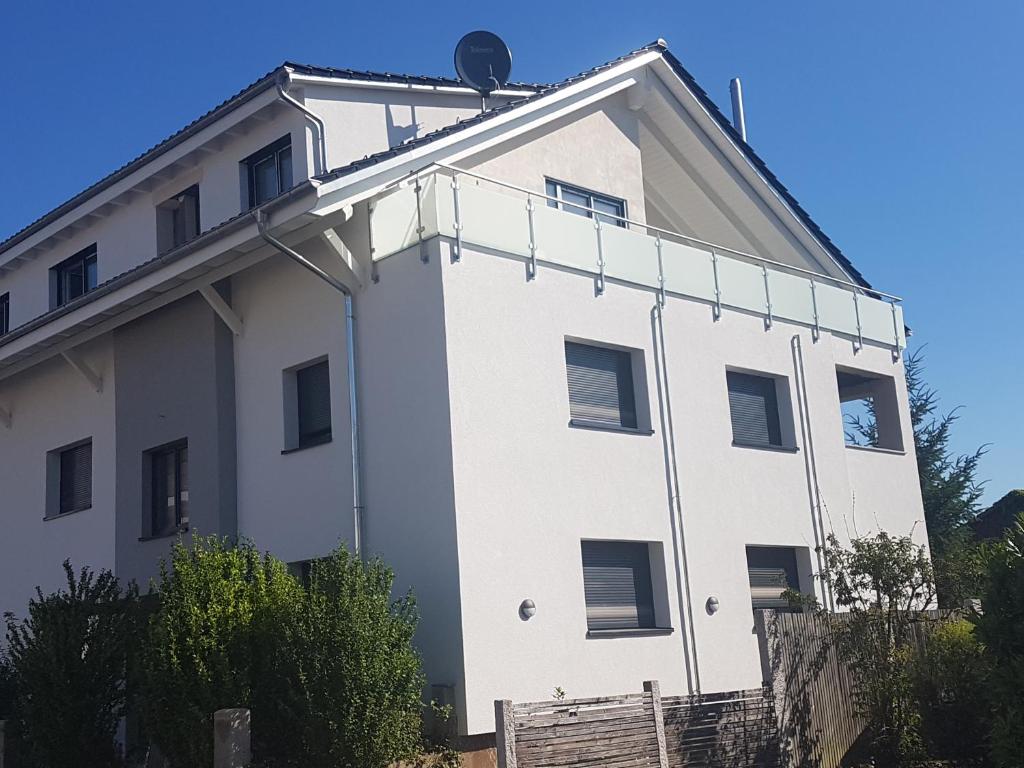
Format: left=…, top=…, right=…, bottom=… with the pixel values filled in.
left=454, top=31, right=513, bottom=111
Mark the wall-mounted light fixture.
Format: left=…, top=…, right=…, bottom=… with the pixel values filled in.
left=705, top=596, right=720, bottom=615
left=519, top=599, right=537, bottom=620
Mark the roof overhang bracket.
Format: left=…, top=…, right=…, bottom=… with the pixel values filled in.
left=627, top=68, right=651, bottom=111
left=199, top=285, right=244, bottom=336
left=319, top=226, right=365, bottom=290
left=61, top=349, right=103, bottom=393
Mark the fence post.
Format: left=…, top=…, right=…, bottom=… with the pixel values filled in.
left=643, top=681, right=670, bottom=768
left=213, top=708, right=251, bottom=768
left=0, top=719, right=5, bottom=768
left=494, top=699, right=517, bottom=768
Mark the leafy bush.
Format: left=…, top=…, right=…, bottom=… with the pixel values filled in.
left=3, top=561, right=140, bottom=768
left=274, top=548, right=426, bottom=767
left=912, top=618, right=991, bottom=762
left=974, top=514, right=1024, bottom=767
left=819, top=532, right=936, bottom=766
left=139, top=536, right=302, bottom=768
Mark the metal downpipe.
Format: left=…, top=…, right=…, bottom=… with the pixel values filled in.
left=255, top=211, right=364, bottom=556
left=276, top=72, right=329, bottom=175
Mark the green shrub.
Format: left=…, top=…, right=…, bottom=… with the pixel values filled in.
left=139, top=536, right=303, bottom=768
left=280, top=548, right=426, bottom=767
left=3, top=561, right=140, bottom=768
left=912, top=618, right=991, bottom=762
left=974, top=514, right=1024, bottom=767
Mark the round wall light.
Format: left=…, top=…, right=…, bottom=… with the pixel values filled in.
left=519, top=599, right=537, bottom=620
left=705, top=596, right=720, bottom=615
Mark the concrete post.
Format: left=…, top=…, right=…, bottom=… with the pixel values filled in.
left=494, top=699, right=517, bottom=768
left=213, top=708, right=251, bottom=768
left=643, top=681, right=670, bottom=768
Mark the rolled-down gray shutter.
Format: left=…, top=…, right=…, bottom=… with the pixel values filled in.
left=297, top=360, right=332, bottom=445
left=59, top=442, right=92, bottom=514
left=747, top=546, right=799, bottom=610
left=565, top=342, right=637, bottom=429
left=727, top=371, right=781, bottom=446
left=581, top=541, right=655, bottom=630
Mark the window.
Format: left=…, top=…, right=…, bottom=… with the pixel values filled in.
left=157, top=185, right=200, bottom=252
left=150, top=442, right=189, bottom=537
left=54, top=441, right=92, bottom=516
left=565, top=341, right=638, bottom=430
left=546, top=179, right=626, bottom=227
left=0, top=292, right=8, bottom=336
left=746, top=546, right=802, bottom=612
left=581, top=541, right=656, bottom=631
left=284, top=359, right=332, bottom=451
left=727, top=371, right=783, bottom=448
left=243, top=136, right=292, bottom=209
left=51, top=245, right=98, bottom=308
left=837, top=368, right=904, bottom=451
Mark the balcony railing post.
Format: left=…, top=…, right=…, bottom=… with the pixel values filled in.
left=853, top=291, right=863, bottom=351
left=655, top=235, right=666, bottom=307
left=594, top=216, right=606, bottom=296
left=809, top=276, right=820, bottom=341
left=526, top=195, right=538, bottom=281
left=762, top=264, right=773, bottom=329
left=414, top=178, right=428, bottom=263
left=451, top=173, right=463, bottom=263
left=710, top=249, right=722, bottom=320
left=890, top=301, right=903, bottom=359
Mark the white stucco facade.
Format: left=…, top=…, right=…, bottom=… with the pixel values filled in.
left=0, top=43, right=927, bottom=738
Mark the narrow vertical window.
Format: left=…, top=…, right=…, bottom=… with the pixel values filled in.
left=150, top=442, right=189, bottom=537
left=296, top=360, right=332, bottom=448
left=157, top=185, right=201, bottom=252
left=0, top=292, right=9, bottom=336
left=58, top=441, right=92, bottom=515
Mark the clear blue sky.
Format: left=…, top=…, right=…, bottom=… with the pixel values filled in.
left=2, top=2, right=1019, bottom=505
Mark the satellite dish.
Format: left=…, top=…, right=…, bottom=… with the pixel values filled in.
left=454, top=31, right=512, bottom=96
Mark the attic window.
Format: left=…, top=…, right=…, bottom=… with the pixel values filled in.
left=243, top=136, right=293, bottom=209
left=545, top=179, right=627, bottom=228
left=50, top=245, right=98, bottom=308
left=157, top=185, right=200, bottom=253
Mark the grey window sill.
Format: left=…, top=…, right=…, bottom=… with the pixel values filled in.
left=844, top=443, right=906, bottom=456
left=569, top=419, right=654, bottom=436
left=282, top=434, right=333, bottom=454
left=586, top=627, right=675, bottom=639
left=139, top=525, right=189, bottom=542
left=731, top=441, right=799, bottom=453
left=44, top=505, right=91, bottom=521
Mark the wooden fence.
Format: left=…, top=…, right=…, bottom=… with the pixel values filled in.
left=495, top=682, right=779, bottom=768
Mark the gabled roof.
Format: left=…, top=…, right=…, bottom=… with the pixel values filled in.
left=0, top=63, right=545, bottom=261
left=315, top=40, right=871, bottom=290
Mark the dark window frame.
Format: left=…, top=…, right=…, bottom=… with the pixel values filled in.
left=148, top=440, right=189, bottom=538
left=57, top=440, right=92, bottom=516
left=545, top=178, right=627, bottom=228
left=727, top=370, right=784, bottom=448
left=157, top=185, right=201, bottom=252
left=581, top=540, right=658, bottom=632
left=0, top=292, right=8, bottom=336
left=51, top=244, right=98, bottom=308
left=296, top=359, right=332, bottom=450
left=243, top=135, right=293, bottom=209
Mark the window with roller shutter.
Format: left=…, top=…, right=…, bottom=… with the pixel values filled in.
left=727, top=371, right=783, bottom=447
left=58, top=441, right=92, bottom=515
left=565, top=341, right=637, bottom=430
left=581, top=540, right=656, bottom=631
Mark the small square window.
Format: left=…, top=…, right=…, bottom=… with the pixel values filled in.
left=243, top=136, right=292, bottom=209
left=837, top=368, right=904, bottom=451
left=581, top=540, right=656, bottom=631
left=47, top=440, right=92, bottom=517
left=283, top=359, right=332, bottom=452
left=727, top=371, right=784, bottom=448
left=157, top=185, right=200, bottom=253
left=746, top=546, right=804, bottom=612
left=565, top=341, right=639, bottom=430
left=149, top=441, right=189, bottom=538
left=0, top=292, right=8, bottom=336
left=545, top=179, right=627, bottom=227
left=51, top=245, right=98, bottom=308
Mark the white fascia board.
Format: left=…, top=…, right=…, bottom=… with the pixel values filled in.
left=287, top=71, right=537, bottom=98
left=647, top=57, right=858, bottom=285
left=311, top=51, right=661, bottom=216
left=0, top=87, right=281, bottom=270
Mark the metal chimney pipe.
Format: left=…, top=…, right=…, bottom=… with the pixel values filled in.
left=729, top=77, right=747, bottom=142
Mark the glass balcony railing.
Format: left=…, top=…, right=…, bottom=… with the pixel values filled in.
left=366, top=165, right=906, bottom=352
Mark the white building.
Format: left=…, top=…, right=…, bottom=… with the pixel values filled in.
left=0, top=40, right=927, bottom=737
